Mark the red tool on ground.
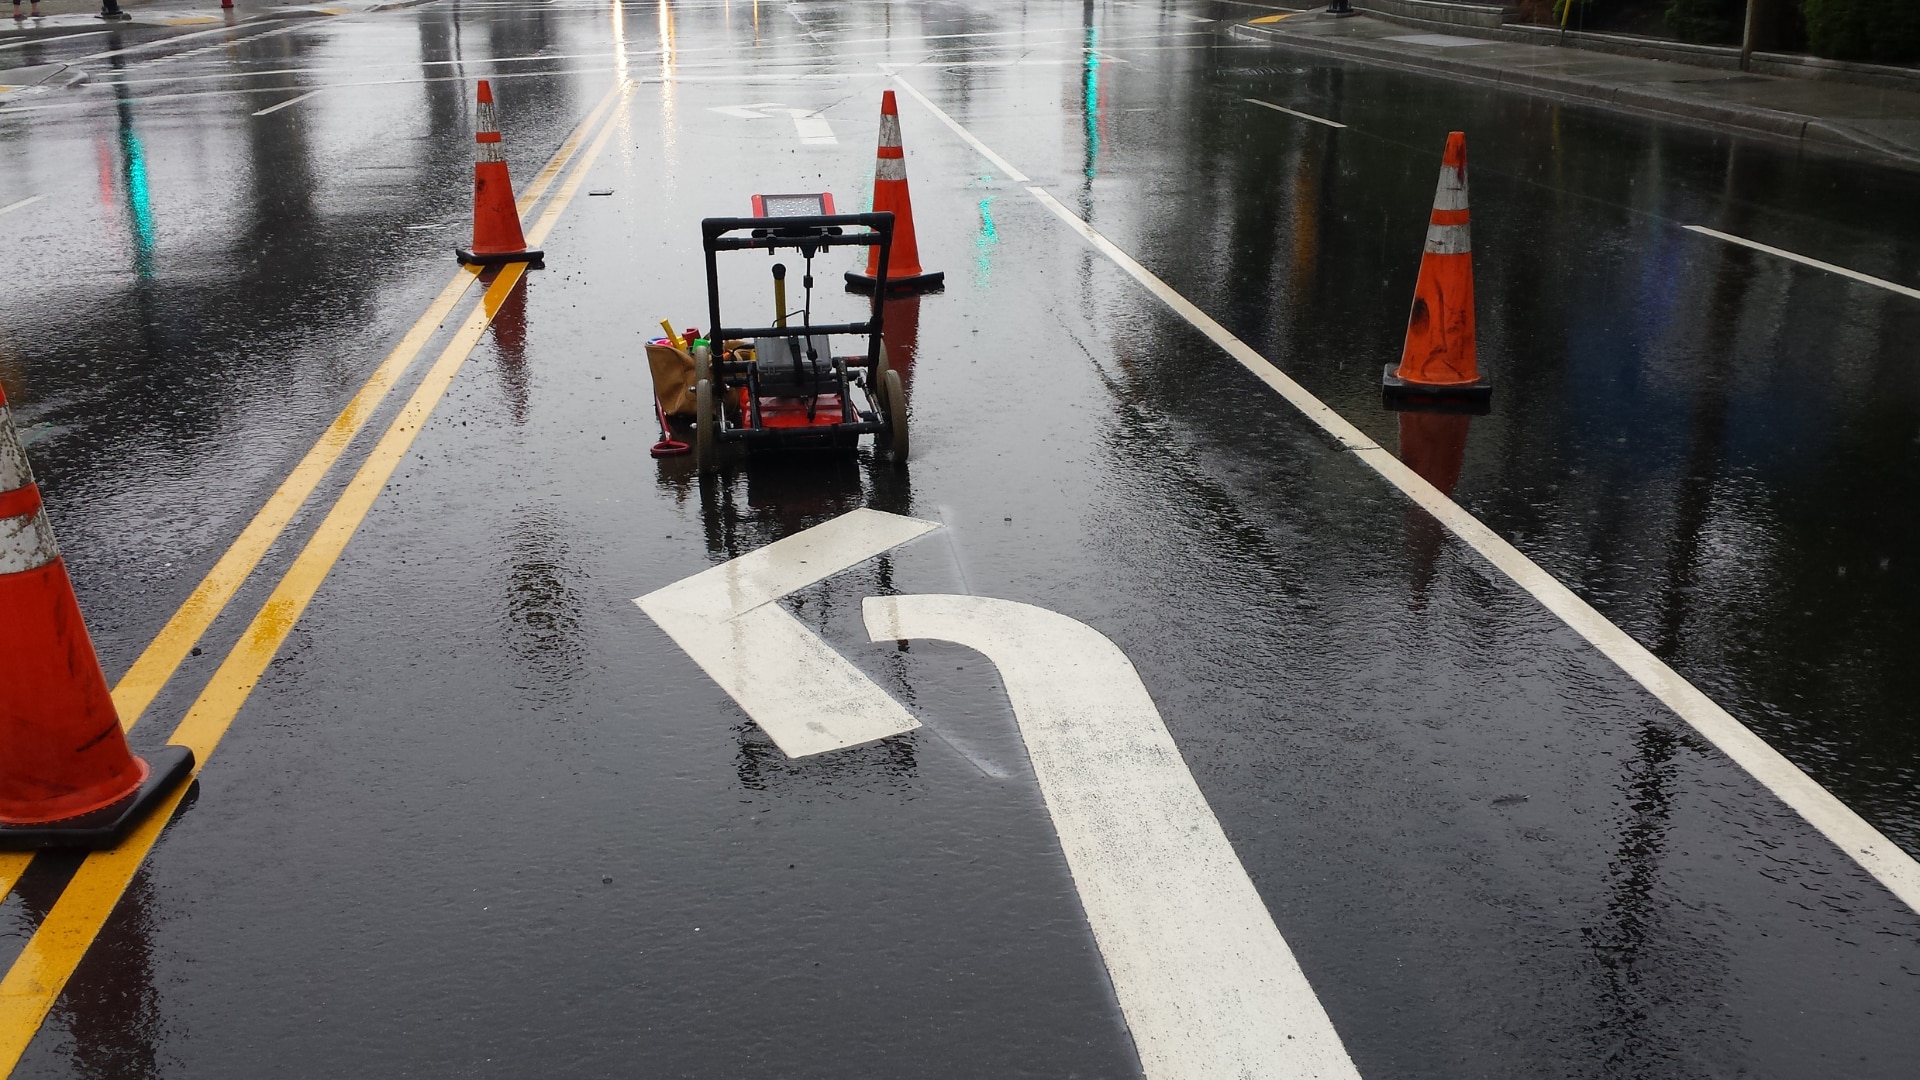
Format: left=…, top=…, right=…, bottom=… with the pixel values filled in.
left=651, top=399, right=690, bottom=458
left=457, top=79, right=544, bottom=269
left=1384, top=130, right=1490, bottom=411
left=0, top=387, right=194, bottom=850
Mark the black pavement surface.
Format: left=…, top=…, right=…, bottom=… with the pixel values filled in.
left=2, top=1, right=1918, bottom=1076
left=1233, top=8, right=1920, bottom=169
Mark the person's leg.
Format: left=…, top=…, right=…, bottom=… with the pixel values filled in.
left=12, top=1, right=23, bottom=22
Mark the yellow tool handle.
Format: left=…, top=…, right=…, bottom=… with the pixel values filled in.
left=659, top=320, right=686, bottom=350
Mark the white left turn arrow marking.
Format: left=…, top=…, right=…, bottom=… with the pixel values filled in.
left=634, top=508, right=938, bottom=758
left=708, top=101, right=787, bottom=119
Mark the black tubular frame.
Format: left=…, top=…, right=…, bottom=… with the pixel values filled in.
left=698, top=211, right=895, bottom=443
left=701, top=212, right=894, bottom=368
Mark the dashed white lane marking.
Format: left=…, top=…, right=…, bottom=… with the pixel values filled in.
left=865, top=593, right=1361, bottom=1080
left=0, top=194, right=45, bottom=217
left=251, top=88, right=323, bottom=116
left=1245, top=96, right=1346, bottom=129
left=1684, top=224, right=1920, bottom=302
left=635, top=509, right=936, bottom=758
left=788, top=109, right=836, bottom=144
left=886, top=72, right=1920, bottom=916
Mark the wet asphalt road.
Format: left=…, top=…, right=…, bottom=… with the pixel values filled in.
left=2, top=0, right=1919, bottom=1076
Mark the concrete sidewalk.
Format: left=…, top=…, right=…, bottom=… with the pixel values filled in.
left=1231, top=12, right=1920, bottom=171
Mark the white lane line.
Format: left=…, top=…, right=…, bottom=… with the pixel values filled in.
left=1245, top=96, right=1346, bottom=129
left=635, top=509, right=937, bottom=758
left=0, top=194, right=46, bottom=217
left=1684, top=224, right=1920, bottom=302
left=866, top=594, right=1360, bottom=1080
left=887, top=72, right=1920, bottom=916
left=0, top=65, right=620, bottom=117
left=75, top=18, right=291, bottom=62
left=0, top=31, right=110, bottom=53
left=251, top=88, right=322, bottom=116
left=886, top=71, right=1029, bottom=183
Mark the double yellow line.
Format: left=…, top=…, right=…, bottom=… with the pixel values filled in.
left=0, top=77, right=632, bottom=1072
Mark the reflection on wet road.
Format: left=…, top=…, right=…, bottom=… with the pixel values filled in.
left=2, top=0, right=1918, bottom=1076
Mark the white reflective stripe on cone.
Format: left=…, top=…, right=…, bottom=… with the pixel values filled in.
left=0, top=509, right=60, bottom=575
left=878, top=111, right=901, bottom=148
left=876, top=156, right=907, bottom=181
left=1424, top=221, right=1471, bottom=255
left=0, top=406, right=35, bottom=493
left=1432, top=167, right=1469, bottom=212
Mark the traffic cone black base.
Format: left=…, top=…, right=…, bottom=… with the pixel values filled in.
left=1382, top=365, right=1490, bottom=414
left=0, top=744, right=194, bottom=851
left=843, top=269, right=944, bottom=296
left=458, top=247, right=545, bottom=269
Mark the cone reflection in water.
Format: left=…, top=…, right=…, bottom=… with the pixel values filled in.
left=0, top=386, right=193, bottom=847
left=880, top=294, right=921, bottom=395
left=457, top=79, right=544, bottom=268
left=1385, top=131, right=1489, bottom=404
left=1399, top=409, right=1473, bottom=608
left=846, top=90, right=942, bottom=295
left=1399, top=411, right=1470, bottom=497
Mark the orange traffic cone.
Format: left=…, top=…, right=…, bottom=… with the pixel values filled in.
left=0, top=388, right=193, bottom=849
left=1384, top=131, right=1490, bottom=410
left=845, top=90, right=943, bottom=296
left=457, top=80, right=544, bottom=269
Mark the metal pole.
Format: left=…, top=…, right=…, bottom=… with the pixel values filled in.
left=1740, top=0, right=1758, bottom=71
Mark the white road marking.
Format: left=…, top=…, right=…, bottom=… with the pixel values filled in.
left=785, top=109, right=836, bottom=144
left=865, top=595, right=1359, bottom=1080
left=885, top=70, right=1029, bottom=182
left=635, top=509, right=937, bottom=758
left=251, top=88, right=322, bottom=116
left=1684, top=224, right=1920, bottom=302
left=0, top=65, right=623, bottom=117
left=706, top=102, right=835, bottom=142
left=708, top=101, right=785, bottom=118
left=0, top=31, right=110, bottom=53
left=0, top=194, right=45, bottom=217
left=1245, top=96, right=1346, bottom=129
left=885, top=72, right=1920, bottom=916
left=75, top=18, right=291, bottom=63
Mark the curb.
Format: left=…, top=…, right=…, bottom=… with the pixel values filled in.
left=1346, top=2, right=1920, bottom=92
left=1230, top=22, right=1920, bottom=172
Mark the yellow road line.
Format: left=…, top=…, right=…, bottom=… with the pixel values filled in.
left=0, top=76, right=626, bottom=907
left=517, top=78, right=621, bottom=214
left=0, top=273, right=528, bottom=1072
left=103, top=269, right=476, bottom=733
left=0, top=78, right=630, bottom=1072
left=111, top=75, right=622, bottom=738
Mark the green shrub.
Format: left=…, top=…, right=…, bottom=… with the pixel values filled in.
left=1803, top=0, right=1920, bottom=62
left=1665, top=0, right=1745, bottom=42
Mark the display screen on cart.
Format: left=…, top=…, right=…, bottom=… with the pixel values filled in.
left=754, top=193, right=835, bottom=218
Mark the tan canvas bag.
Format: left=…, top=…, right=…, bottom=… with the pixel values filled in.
left=646, top=343, right=698, bottom=417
